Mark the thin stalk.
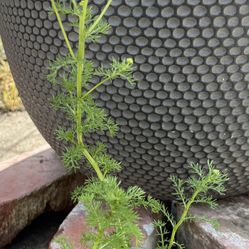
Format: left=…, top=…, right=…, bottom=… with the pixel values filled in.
left=159, top=226, right=165, bottom=248
left=72, top=0, right=77, bottom=8
left=76, top=0, right=88, bottom=144
left=51, top=0, right=76, bottom=59
left=82, top=147, right=104, bottom=181
left=92, top=228, right=104, bottom=249
left=168, top=190, right=199, bottom=249
left=75, top=0, right=105, bottom=182
left=92, top=241, right=98, bottom=249
left=82, top=77, right=111, bottom=100
left=88, top=0, right=112, bottom=34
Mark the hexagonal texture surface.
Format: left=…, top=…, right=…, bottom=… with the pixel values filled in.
left=1, top=0, right=249, bottom=199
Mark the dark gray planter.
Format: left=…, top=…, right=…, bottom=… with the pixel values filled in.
left=1, top=0, right=249, bottom=200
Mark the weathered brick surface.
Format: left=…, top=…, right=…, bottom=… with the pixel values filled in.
left=50, top=203, right=158, bottom=249
left=177, top=194, right=249, bottom=249
left=0, top=146, right=85, bottom=247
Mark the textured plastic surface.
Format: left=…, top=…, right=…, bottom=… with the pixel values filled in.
left=1, top=0, right=249, bottom=200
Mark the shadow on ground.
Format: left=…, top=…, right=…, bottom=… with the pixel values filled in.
left=4, top=211, right=69, bottom=249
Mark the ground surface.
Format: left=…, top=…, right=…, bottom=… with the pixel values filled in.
left=0, top=111, right=48, bottom=162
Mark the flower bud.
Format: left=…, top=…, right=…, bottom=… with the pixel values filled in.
left=213, top=169, right=220, bottom=176
left=127, top=58, right=133, bottom=65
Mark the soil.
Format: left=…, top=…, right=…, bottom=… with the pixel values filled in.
left=0, top=110, right=48, bottom=162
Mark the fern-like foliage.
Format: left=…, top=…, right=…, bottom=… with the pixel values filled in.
left=49, top=0, right=160, bottom=248
left=73, top=177, right=142, bottom=248
left=72, top=176, right=161, bottom=248
left=48, top=1, right=135, bottom=177
left=86, top=18, right=111, bottom=43
left=155, top=161, right=228, bottom=249
left=55, top=236, right=74, bottom=249
left=95, top=58, right=135, bottom=85
left=49, top=1, right=228, bottom=249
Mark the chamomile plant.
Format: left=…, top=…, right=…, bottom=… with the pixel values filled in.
left=155, top=160, right=228, bottom=249
left=49, top=0, right=161, bottom=248
left=48, top=1, right=228, bottom=249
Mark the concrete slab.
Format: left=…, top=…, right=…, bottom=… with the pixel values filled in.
left=177, top=194, right=249, bottom=249
left=0, top=111, right=47, bottom=162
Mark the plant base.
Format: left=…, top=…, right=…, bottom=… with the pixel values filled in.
left=49, top=203, right=158, bottom=249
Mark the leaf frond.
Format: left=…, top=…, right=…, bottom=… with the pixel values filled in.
left=55, top=236, right=73, bottom=249
left=62, top=144, right=84, bottom=171
left=56, top=127, right=76, bottom=143
left=47, top=55, right=76, bottom=84
left=169, top=176, right=187, bottom=206
left=86, top=19, right=111, bottom=43
left=95, top=58, right=135, bottom=85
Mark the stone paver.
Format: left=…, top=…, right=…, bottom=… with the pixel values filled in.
left=177, top=194, right=249, bottom=249
left=0, top=146, right=85, bottom=248
left=50, top=203, right=158, bottom=249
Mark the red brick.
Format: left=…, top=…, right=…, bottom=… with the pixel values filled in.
left=0, top=146, right=85, bottom=247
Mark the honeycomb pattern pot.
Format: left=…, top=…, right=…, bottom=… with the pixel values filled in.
left=1, top=0, right=249, bottom=200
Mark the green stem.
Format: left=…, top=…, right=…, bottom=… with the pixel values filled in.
left=82, top=77, right=111, bottom=100
left=72, top=0, right=77, bottom=8
left=159, top=226, right=165, bottom=248
left=168, top=190, right=199, bottom=249
left=76, top=0, right=88, bottom=144
left=51, top=0, right=76, bottom=59
left=92, top=242, right=98, bottom=249
left=92, top=229, right=104, bottom=249
left=88, top=0, right=112, bottom=34
left=75, top=0, right=105, bottom=182
left=82, top=147, right=104, bottom=181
